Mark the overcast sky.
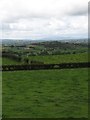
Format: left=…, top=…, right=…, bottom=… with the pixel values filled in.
left=0, top=0, right=88, bottom=40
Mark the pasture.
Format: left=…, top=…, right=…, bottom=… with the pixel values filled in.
left=2, top=52, right=88, bottom=65
left=2, top=68, right=88, bottom=118
left=2, top=57, right=21, bottom=65
left=28, top=53, right=88, bottom=64
left=0, top=57, right=2, bottom=65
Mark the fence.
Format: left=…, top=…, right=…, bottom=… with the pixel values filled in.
left=1, top=62, right=90, bottom=71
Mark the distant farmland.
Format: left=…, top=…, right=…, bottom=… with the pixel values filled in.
left=3, top=68, right=88, bottom=118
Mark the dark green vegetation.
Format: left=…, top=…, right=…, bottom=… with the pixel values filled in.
left=0, top=57, right=2, bottom=65
left=3, top=68, right=88, bottom=118
left=2, top=57, right=21, bottom=65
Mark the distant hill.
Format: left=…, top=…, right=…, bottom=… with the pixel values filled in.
left=1, top=38, right=88, bottom=46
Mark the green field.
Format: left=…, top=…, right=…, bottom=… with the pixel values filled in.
left=2, top=53, right=88, bottom=65
left=3, top=68, right=88, bottom=118
left=0, top=69, right=2, bottom=118
left=0, top=57, right=2, bottom=65
left=2, top=57, right=21, bottom=65
left=29, top=53, right=88, bottom=64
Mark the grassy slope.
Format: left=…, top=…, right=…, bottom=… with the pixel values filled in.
left=3, top=68, right=88, bottom=118
left=0, top=57, right=2, bottom=65
left=2, top=57, right=21, bottom=65
left=0, top=67, right=2, bottom=117
left=29, top=53, right=88, bottom=64
left=1, top=53, right=88, bottom=65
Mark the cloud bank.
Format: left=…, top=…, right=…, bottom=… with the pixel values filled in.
left=0, top=0, right=88, bottom=40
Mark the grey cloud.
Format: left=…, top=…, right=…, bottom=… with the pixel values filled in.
left=70, top=9, right=87, bottom=16
left=68, top=6, right=88, bottom=16
left=0, top=0, right=88, bottom=39
left=2, top=23, right=11, bottom=31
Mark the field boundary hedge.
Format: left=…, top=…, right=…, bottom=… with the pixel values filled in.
left=1, top=62, right=90, bottom=71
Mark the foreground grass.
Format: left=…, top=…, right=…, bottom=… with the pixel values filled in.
left=0, top=71, right=2, bottom=118
left=2, top=68, right=88, bottom=118
left=29, top=53, right=88, bottom=64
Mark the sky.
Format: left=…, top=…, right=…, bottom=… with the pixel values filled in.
left=0, top=0, right=88, bottom=40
